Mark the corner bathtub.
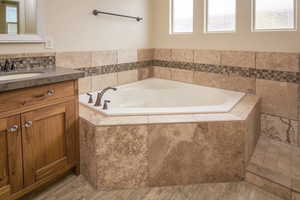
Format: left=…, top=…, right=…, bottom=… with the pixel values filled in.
left=79, top=78, right=245, bottom=116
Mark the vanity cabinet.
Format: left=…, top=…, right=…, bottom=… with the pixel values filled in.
left=0, top=80, right=79, bottom=200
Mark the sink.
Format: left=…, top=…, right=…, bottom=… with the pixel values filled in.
left=0, top=73, right=43, bottom=81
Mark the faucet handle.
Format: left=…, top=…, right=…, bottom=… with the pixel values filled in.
left=86, top=93, right=93, bottom=104
left=103, top=100, right=111, bottom=110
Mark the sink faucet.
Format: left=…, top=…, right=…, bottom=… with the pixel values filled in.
left=94, top=87, right=117, bottom=107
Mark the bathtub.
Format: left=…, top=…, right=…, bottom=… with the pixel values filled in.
left=79, top=78, right=245, bottom=116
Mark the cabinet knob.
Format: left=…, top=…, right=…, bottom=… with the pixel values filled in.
left=25, top=121, right=33, bottom=128
left=8, top=125, right=18, bottom=132
left=47, top=90, right=55, bottom=96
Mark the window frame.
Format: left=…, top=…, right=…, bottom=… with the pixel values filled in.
left=204, top=0, right=237, bottom=33
left=251, top=0, right=298, bottom=32
left=170, top=0, right=194, bottom=35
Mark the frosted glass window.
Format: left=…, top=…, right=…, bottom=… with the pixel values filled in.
left=254, top=0, right=295, bottom=30
left=206, top=0, right=236, bottom=32
left=7, top=24, right=18, bottom=34
left=6, top=6, right=17, bottom=23
left=172, top=0, right=193, bottom=33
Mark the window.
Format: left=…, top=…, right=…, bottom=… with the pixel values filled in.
left=171, top=0, right=193, bottom=33
left=205, top=0, right=236, bottom=32
left=6, top=6, right=18, bottom=34
left=253, top=0, right=296, bottom=31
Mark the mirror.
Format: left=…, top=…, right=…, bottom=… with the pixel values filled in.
left=0, top=0, right=42, bottom=43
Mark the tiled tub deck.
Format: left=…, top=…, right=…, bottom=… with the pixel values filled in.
left=79, top=95, right=260, bottom=189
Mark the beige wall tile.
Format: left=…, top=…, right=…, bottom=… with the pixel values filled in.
left=193, top=72, right=256, bottom=94
left=256, top=79, right=298, bottom=120
left=148, top=122, right=245, bottom=186
left=91, top=73, right=118, bottom=92
left=117, top=70, right=138, bottom=85
left=117, top=49, right=138, bottom=64
left=194, top=50, right=221, bottom=65
left=154, top=49, right=172, bottom=61
left=171, top=69, right=194, bottom=83
left=261, top=114, right=298, bottom=147
left=221, top=51, right=255, bottom=68
left=95, top=126, right=148, bottom=189
left=79, top=77, right=92, bottom=94
left=256, top=52, right=299, bottom=72
left=138, top=49, right=154, bottom=61
left=153, top=67, right=171, bottom=80
left=171, top=49, right=194, bottom=62
left=91, top=50, right=117, bottom=67
left=56, top=51, right=92, bottom=69
left=138, top=67, right=153, bottom=80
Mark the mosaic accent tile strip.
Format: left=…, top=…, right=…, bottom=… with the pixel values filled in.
left=0, top=56, right=56, bottom=70
left=78, top=61, right=153, bottom=77
left=153, top=60, right=299, bottom=83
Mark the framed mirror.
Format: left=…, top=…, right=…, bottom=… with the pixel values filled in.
left=0, top=0, right=43, bottom=43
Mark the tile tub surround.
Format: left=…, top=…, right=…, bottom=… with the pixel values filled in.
left=79, top=95, right=260, bottom=189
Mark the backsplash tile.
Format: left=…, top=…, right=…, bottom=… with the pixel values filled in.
left=56, top=51, right=92, bottom=69
left=194, top=50, right=221, bottom=65
left=138, top=49, right=154, bottom=61
left=171, top=49, right=194, bottom=63
left=0, top=56, right=55, bottom=70
left=117, top=49, right=138, bottom=64
left=221, top=51, right=256, bottom=69
left=154, top=49, right=172, bottom=61
left=256, top=52, right=299, bottom=72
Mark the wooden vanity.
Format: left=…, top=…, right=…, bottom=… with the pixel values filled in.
left=0, top=80, right=80, bottom=200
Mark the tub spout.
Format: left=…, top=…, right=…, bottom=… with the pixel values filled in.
left=94, top=87, right=117, bottom=107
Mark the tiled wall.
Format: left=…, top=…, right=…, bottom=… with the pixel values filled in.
left=0, top=48, right=299, bottom=148
left=153, top=49, right=300, bottom=148
left=55, top=49, right=154, bottom=94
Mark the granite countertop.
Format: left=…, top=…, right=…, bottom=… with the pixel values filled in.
left=0, top=67, right=84, bottom=92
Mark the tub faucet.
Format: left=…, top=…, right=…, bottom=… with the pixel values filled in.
left=94, top=87, right=117, bottom=107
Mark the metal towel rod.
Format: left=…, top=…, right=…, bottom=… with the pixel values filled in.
left=93, top=9, right=143, bottom=22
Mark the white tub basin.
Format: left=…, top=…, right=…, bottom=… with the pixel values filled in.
left=0, top=73, right=43, bottom=81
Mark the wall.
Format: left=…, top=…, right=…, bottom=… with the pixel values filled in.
left=151, top=0, right=300, bottom=53
left=0, top=0, right=152, bottom=54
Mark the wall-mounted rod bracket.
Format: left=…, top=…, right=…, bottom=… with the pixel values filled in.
left=93, top=9, right=143, bottom=22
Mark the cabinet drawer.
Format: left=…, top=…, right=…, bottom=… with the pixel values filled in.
left=0, top=81, right=75, bottom=113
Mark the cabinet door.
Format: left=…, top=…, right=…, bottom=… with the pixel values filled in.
left=21, top=101, right=76, bottom=187
left=0, top=115, right=23, bottom=200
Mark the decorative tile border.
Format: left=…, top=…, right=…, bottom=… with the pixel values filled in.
left=77, top=61, right=153, bottom=77
left=153, top=60, right=299, bottom=83
left=0, top=56, right=56, bottom=70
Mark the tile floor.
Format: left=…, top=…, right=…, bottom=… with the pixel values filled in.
left=22, top=174, right=289, bottom=200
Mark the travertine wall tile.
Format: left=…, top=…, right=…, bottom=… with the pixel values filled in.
left=56, top=51, right=92, bottom=68
left=171, top=49, right=194, bottom=63
left=256, top=52, right=299, bottom=72
left=256, top=79, right=298, bottom=120
left=261, top=114, right=298, bottom=146
left=117, top=49, right=138, bottom=64
left=91, top=73, right=118, bottom=91
left=154, top=49, right=172, bottom=61
left=117, top=70, right=138, bottom=85
left=194, top=50, right=221, bottom=65
left=95, top=126, right=148, bottom=189
left=92, top=50, right=117, bottom=67
left=148, top=122, right=245, bottom=186
left=138, top=49, right=154, bottom=61
left=153, top=67, right=171, bottom=80
left=171, top=69, right=194, bottom=83
left=193, top=71, right=256, bottom=94
left=78, top=77, right=92, bottom=94
left=138, top=67, right=153, bottom=80
left=221, top=51, right=255, bottom=68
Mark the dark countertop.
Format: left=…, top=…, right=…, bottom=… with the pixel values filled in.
left=0, top=67, right=85, bottom=93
